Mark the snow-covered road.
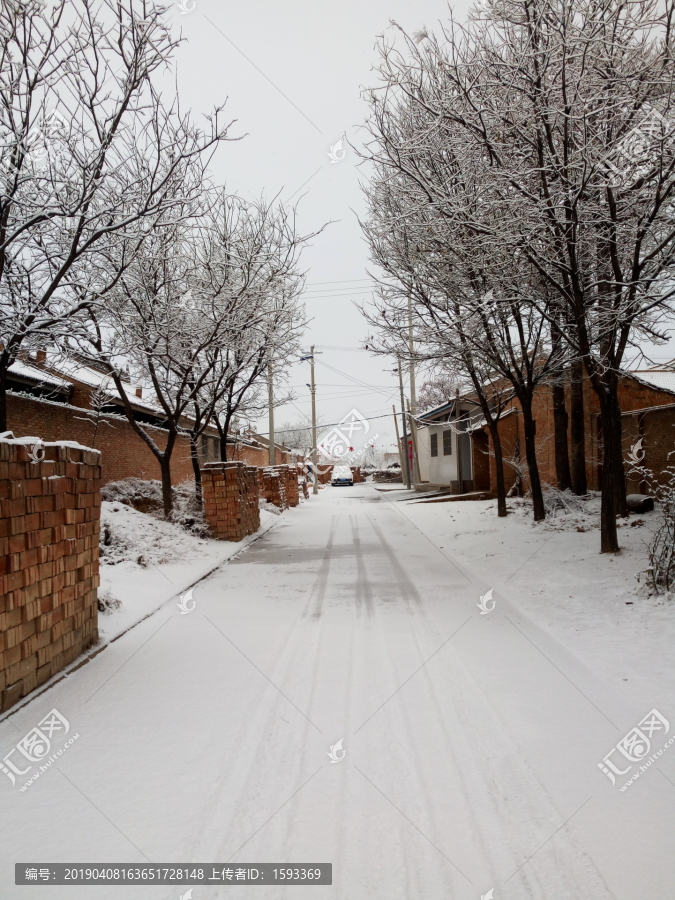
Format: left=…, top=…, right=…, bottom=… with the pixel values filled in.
left=2, top=485, right=673, bottom=899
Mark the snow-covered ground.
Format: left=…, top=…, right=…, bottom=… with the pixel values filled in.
left=97, top=501, right=280, bottom=642
left=395, top=491, right=675, bottom=709
left=1, top=484, right=673, bottom=900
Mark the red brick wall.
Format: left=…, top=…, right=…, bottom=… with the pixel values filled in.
left=577, top=374, right=675, bottom=490
left=624, top=406, right=675, bottom=493
left=0, top=436, right=100, bottom=712
left=202, top=463, right=260, bottom=541
left=7, top=393, right=195, bottom=486
left=485, top=411, right=522, bottom=495
left=471, top=430, right=491, bottom=492
left=480, top=373, right=675, bottom=494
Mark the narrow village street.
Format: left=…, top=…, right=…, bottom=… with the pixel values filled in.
left=2, top=484, right=673, bottom=899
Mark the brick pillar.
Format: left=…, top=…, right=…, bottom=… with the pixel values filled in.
left=319, top=465, right=333, bottom=485
left=296, top=463, right=309, bottom=499
left=202, top=462, right=260, bottom=541
left=260, top=467, right=287, bottom=509
left=272, top=464, right=299, bottom=507
left=0, top=434, right=101, bottom=712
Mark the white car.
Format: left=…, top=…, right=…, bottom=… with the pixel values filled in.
left=331, top=465, right=353, bottom=486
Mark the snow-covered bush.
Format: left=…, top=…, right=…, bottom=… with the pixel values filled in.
left=508, top=488, right=602, bottom=533
left=101, top=478, right=208, bottom=537
left=542, top=486, right=594, bottom=516
left=99, top=502, right=210, bottom=567
left=636, top=462, right=675, bottom=595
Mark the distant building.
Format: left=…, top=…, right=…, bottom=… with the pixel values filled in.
left=5, top=350, right=289, bottom=484
left=415, top=368, right=675, bottom=495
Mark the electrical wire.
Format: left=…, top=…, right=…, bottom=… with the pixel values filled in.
left=256, top=407, right=406, bottom=436
left=315, top=358, right=398, bottom=398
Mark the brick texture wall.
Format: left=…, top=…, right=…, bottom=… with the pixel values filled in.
left=479, top=373, right=675, bottom=494
left=8, top=393, right=195, bottom=487
left=0, top=436, right=100, bottom=713
left=270, top=465, right=299, bottom=507
left=624, top=405, right=675, bottom=493
left=202, top=462, right=260, bottom=541
left=260, top=468, right=287, bottom=509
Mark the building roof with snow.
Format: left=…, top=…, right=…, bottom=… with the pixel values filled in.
left=627, top=368, right=675, bottom=396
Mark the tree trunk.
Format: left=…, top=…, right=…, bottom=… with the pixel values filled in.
left=190, top=433, right=203, bottom=506
left=520, top=400, right=546, bottom=521
left=612, top=411, right=628, bottom=517
left=0, top=367, right=7, bottom=433
left=569, top=359, right=587, bottom=495
left=215, top=419, right=227, bottom=461
left=159, top=455, right=173, bottom=518
left=598, top=393, right=621, bottom=552
left=552, top=382, right=572, bottom=491
left=487, top=421, right=507, bottom=517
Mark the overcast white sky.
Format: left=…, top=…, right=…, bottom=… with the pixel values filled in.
left=160, top=0, right=674, bottom=455
left=157, top=0, right=466, bottom=454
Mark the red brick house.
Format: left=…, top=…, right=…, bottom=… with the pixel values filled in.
left=5, top=351, right=290, bottom=485
left=417, top=367, right=675, bottom=495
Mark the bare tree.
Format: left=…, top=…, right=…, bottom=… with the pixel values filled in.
left=361, top=0, right=675, bottom=550
left=359, top=109, right=557, bottom=519
left=0, top=0, right=231, bottom=430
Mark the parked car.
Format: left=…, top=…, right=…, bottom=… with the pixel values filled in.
left=331, top=465, right=353, bottom=486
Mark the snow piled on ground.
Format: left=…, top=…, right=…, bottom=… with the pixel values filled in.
left=97, top=500, right=278, bottom=643
left=102, top=476, right=209, bottom=536
left=400, top=492, right=675, bottom=710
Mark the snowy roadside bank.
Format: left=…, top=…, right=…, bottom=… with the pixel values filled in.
left=394, top=491, right=675, bottom=710
left=0, top=500, right=282, bottom=723
left=98, top=500, right=280, bottom=642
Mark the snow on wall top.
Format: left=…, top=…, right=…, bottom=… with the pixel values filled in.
left=0, top=430, right=101, bottom=456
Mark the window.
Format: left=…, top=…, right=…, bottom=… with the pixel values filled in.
left=430, top=432, right=438, bottom=457
left=443, top=429, right=452, bottom=455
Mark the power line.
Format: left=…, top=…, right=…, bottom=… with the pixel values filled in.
left=304, top=277, right=372, bottom=286
left=316, top=346, right=371, bottom=352
left=300, top=291, right=374, bottom=300
left=316, top=358, right=398, bottom=398
left=255, top=408, right=404, bottom=436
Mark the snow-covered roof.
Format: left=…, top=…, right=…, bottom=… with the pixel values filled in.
left=418, top=396, right=481, bottom=423
left=8, top=360, right=72, bottom=391
left=628, top=369, right=675, bottom=395
left=49, top=356, right=164, bottom=415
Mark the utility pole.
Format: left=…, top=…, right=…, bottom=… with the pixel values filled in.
left=392, top=404, right=404, bottom=475
left=406, top=397, right=420, bottom=481
left=398, top=358, right=411, bottom=489
left=310, top=346, right=318, bottom=494
left=267, top=361, right=275, bottom=466
left=408, top=296, right=421, bottom=484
